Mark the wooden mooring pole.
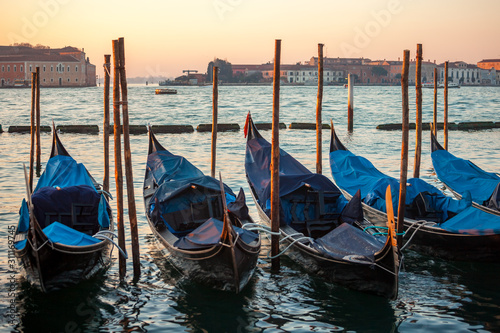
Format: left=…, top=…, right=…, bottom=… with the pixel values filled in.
left=29, top=71, right=36, bottom=192
left=271, top=39, right=281, bottom=272
left=347, top=73, right=354, bottom=132
left=211, top=66, right=219, bottom=178
left=433, top=67, right=438, bottom=137
left=413, top=44, right=422, bottom=179
left=316, top=43, right=324, bottom=174
left=397, top=50, right=410, bottom=248
left=112, top=39, right=126, bottom=279
left=103, top=55, right=111, bottom=194
left=444, top=61, right=449, bottom=150
left=118, top=37, right=140, bottom=279
left=35, top=66, right=41, bottom=176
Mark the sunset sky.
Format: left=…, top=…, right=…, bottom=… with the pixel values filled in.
left=2, top=0, right=499, bottom=78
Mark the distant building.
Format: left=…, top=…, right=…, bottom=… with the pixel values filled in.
left=0, top=45, right=96, bottom=87
left=477, top=59, right=500, bottom=71
left=438, top=61, right=484, bottom=85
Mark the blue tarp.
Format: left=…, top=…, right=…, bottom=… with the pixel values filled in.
left=147, top=150, right=204, bottom=186
left=14, top=221, right=102, bottom=250
left=245, top=124, right=349, bottom=226
left=149, top=176, right=235, bottom=215
left=174, top=218, right=258, bottom=250
left=17, top=153, right=110, bottom=241
left=42, top=222, right=102, bottom=246
left=34, top=155, right=96, bottom=191
left=330, top=149, right=500, bottom=234
left=431, top=149, right=500, bottom=205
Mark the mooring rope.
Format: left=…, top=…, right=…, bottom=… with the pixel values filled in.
left=94, top=230, right=128, bottom=259
left=400, top=220, right=436, bottom=251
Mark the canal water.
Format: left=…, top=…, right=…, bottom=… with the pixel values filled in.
left=0, top=85, right=499, bottom=332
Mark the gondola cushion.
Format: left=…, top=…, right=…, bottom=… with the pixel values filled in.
left=43, top=221, right=102, bottom=246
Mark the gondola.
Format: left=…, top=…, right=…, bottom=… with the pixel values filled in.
left=329, top=124, right=500, bottom=262
left=13, top=126, right=115, bottom=292
left=143, top=127, right=260, bottom=293
left=431, top=132, right=500, bottom=216
left=244, top=115, right=399, bottom=299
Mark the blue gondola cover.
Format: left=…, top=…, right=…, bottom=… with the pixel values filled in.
left=431, top=149, right=500, bottom=206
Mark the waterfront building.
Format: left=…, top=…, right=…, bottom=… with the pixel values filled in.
left=438, top=61, right=485, bottom=86
left=477, top=59, right=500, bottom=71
left=0, top=45, right=96, bottom=87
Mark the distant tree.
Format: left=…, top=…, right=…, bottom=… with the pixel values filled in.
left=241, top=72, right=263, bottom=83
left=12, top=42, right=33, bottom=48
left=371, top=66, right=388, bottom=76
left=34, top=44, right=50, bottom=49
left=207, top=58, right=233, bottom=83
left=395, top=73, right=401, bottom=79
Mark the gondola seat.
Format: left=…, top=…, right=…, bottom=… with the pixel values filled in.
left=31, top=185, right=101, bottom=235
left=160, top=194, right=224, bottom=236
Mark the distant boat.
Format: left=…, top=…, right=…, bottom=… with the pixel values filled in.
left=155, top=88, right=177, bottom=95
left=422, top=82, right=460, bottom=89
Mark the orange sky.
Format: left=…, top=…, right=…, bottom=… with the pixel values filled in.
left=2, top=0, right=499, bottom=78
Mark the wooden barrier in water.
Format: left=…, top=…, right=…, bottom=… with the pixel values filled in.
left=197, top=123, right=239, bottom=132
left=377, top=121, right=500, bottom=131
left=289, top=122, right=330, bottom=130
left=56, top=125, right=99, bottom=134
left=9, top=125, right=50, bottom=133
left=254, top=122, right=286, bottom=130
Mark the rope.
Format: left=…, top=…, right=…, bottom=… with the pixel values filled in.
left=113, top=101, right=128, bottom=106
left=400, top=220, right=436, bottom=251
left=97, top=189, right=113, bottom=200
left=94, top=231, right=128, bottom=259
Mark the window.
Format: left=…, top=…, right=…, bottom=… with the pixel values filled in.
left=67, top=78, right=70, bottom=82
left=14, top=65, right=17, bottom=72
left=51, top=78, right=53, bottom=82
left=43, top=65, right=46, bottom=72
left=43, top=78, right=46, bottom=82
left=67, top=66, right=70, bottom=72
left=7, top=65, right=10, bottom=72
left=76, top=78, right=78, bottom=82
left=1, top=65, right=4, bottom=72
left=51, top=65, right=53, bottom=72
left=20, top=65, right=23, bottom=72
left=75, top=66, right=78, bottom=72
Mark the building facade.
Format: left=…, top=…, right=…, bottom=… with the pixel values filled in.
left=477, top=59, right=500, bottom=71
left=438, top=61, right=484, bottom=85
left=0, top=45, right=96, bottom=87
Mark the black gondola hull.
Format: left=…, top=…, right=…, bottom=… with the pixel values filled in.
left=147, top=218, right=259, bottom=292
left=14, top=230, right=112, bottom=292
left=251, top=189, right=398, bottom=299
left=358, top=194, right=500, bottom=262
left=144, top=128, right=260, bottom=293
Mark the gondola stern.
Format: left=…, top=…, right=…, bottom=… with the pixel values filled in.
left=430, top=131, right=445, bottom=152
left=148, top=125, right=167, bottom=155
left=329, top=121, right=348, bottom=153
left=50, top=122, right=70, bottom=158
left=245, top=113, right=263, bottom=142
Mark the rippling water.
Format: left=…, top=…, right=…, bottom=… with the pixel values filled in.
left=0, top=85, right=499, bottom=332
